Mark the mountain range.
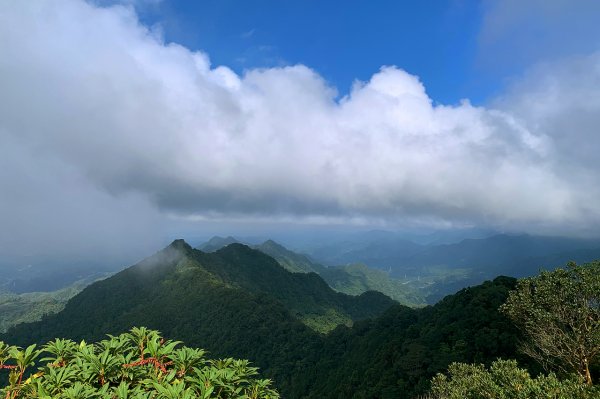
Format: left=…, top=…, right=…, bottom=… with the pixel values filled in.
left=198, top=233, right=600, bottom=303
left=1, top=239, right=529, bottom=398
left=198, top=236, right=426, bottom=306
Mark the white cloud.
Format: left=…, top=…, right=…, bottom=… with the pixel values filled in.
left=1, top=0, right=600, bottom=254
left=0, top=133, right=164, bottom=263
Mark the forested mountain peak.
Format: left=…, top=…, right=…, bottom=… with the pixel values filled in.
left=254, top=239, right=323, bottom=274
left=258, top=239, right=289, bottom=251
left=2, top=241, right=396, bottom=342
left=168, top=238, right=193, bottom=251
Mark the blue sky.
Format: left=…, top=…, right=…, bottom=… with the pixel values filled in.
left=128, top=0, right=600, bottom=106
left=132, top=0, right=489, bottom=104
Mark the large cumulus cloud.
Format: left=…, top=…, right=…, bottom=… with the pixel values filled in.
left=1, top=0, right=600, bottom=260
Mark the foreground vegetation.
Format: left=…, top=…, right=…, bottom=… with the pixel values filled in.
left=0, top=327, right=278, bottom=398
left=430, top=260, right=600, bottom=398
left=431, top=359, right=598, bottom=398
left=502, top=261, right=600, bottom=384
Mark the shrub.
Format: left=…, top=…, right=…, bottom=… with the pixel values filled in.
left=0, top=327, right=279, bottom=399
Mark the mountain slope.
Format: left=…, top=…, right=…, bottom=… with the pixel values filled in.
left=205, top=243, right=396, bottom=331
left=2, top=240, right=319, bottom=394
left=321, top=263, right=426, bottom=305
left=0, top=273, right=112, bottom=332
left=255, top=239, right=426, bottom=306
left=255, top=239, right=325, bottom=274
left=294, top=276, right=532, bottom=399
left=0, top=285, right=78, bottom=333
left=2, top=247, right=532, bottom=399
left=1, top=240, right=395, bottom=338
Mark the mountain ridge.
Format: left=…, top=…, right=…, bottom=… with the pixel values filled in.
left=1, top=250, right=527, bottom=398
left=2, top=239, right=395, bottom=339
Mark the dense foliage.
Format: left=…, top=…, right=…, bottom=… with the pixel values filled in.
left=501, top=261, right=600, bottom=384
left=211, top=242, right=395, bottom=332
left=291, top=276, right=528, bottom=398
left=0, top=327, right=279, bottom=398
left=428, top=261, right=600, bottom=398
left=430, top=359, right=598, bottom=399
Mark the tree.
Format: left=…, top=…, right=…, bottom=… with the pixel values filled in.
left=430, top=359, right=598, bottom=399
left=501, top=261, right=600, bottom=385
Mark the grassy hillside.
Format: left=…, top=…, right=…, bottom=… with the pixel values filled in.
left=321, top=263, right=425, bottom=305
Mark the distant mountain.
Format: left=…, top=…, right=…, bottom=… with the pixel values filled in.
left=255, top=239, right=325, bottom=274
left=0, top=281, right=86, bottom=333
left=304, top=234, right=424, bottom=269
left=297, top=232, right=600, bottom=275
left=403, top=234, right=600, bottom=277
left=0, top=261, right=114, bottom=294
left=320, top=263, right=426, bottom=305
left=197, top=235, right=240, bottom=252
left=408, top=228, right=497, bottom=245
left=281, top=228, right=496, bottom=255
left=199, top=233, right=600, bottom=305
left=255, top=239, right=426, bottom=306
